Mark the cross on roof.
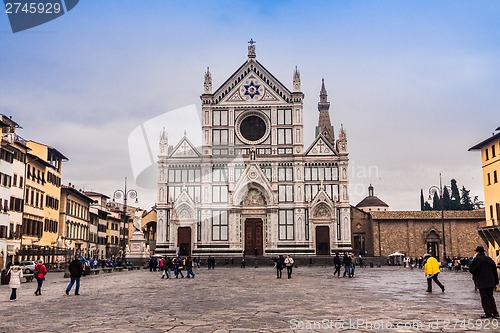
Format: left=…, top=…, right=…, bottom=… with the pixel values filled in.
left=248, top=38, right=256, bottom=46
left=317, top=140, right=324, bottom=153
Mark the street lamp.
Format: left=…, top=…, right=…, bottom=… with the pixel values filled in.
left=428, top=173, right=450, bottom=264
left=113, top=177, right=138, bottom=256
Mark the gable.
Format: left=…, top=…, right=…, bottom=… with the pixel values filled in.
left=304, top=135, right=338, bottom=156
left=169, top=137, right=201, bottom=158
left=232, top=163, right=274, bottom=205
left=213, top=60, right=293, bottom=105
left=219, top=72, right=288, bottom=105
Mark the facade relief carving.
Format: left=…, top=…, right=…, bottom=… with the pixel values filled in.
left=242, top=188, right=266, bottom=206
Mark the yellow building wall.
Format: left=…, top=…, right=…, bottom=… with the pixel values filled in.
left=478, top=137, right=500, bottom=257
left=26, top=141, right=46, bottom=160
left=23, top=157, right=45, bottom=247
left=27, top=142, right=63, bottom=250
left=482, top=138, right=500, bottom=224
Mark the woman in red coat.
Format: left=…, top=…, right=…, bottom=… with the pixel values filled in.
left=34, top=259, right=47, bottom=296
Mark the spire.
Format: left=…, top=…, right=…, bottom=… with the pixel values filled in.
left=248, top=38, right=256, bottom=58
left=336, top=124, right=348, bottom=154
left=316, top=79, right=334, bottom=145
left=368, top=184, right=374, bottom=197
left=293, top=66, right=301, bottom=92
left=320, top=78, right=327, bottom=102
left=204, top=67, right=212, bottom=94
left=159, top=128, right=168, bottom=155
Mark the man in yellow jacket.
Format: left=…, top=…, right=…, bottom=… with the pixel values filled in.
left=423, top=253, right=445, bottom=292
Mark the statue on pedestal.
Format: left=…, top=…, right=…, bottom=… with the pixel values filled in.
left=133, top=210, right=143, bottom=232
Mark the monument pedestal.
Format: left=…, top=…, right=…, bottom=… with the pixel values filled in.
left=125, top=231, right=149, bottom=267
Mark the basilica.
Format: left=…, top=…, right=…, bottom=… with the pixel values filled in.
left=155, top=42, right=351, bottom=258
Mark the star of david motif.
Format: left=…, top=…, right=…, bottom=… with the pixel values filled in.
left=243, top=81, right=260, bottom=99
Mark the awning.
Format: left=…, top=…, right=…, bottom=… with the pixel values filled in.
left=478, top=226, right=500, bottom=248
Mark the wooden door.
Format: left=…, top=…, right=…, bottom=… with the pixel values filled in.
left=178, top=227, right=191, bottom=256
left=245, top=219, right=263, bottom=256
left=316, top=226, right=330, bottom=255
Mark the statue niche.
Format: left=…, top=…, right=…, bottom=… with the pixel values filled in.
left=242, top=188, right=266, bottom=206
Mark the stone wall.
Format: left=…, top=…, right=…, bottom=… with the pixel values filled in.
left=355, top=210, right=485, bottom=259
left=350, top=207, right=374, bottom=256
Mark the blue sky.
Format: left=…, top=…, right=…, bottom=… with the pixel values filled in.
left=1, top=1, right=498, bottom=210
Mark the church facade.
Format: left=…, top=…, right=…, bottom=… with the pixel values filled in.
left=156, top=43, right=351, bottom=257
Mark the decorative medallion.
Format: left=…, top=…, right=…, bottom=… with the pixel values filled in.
left=243, top=81, right=260, bottom=99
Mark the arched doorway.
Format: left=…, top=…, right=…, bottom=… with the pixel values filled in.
left=177, top=227, right=191, bottom=257
left=245, top=219, right=263, bottom=256
left=316, top=226, right=330, bottom=255
left=425, top=230, right=440, bottom=258
left=241, top=188, right=267, bottom=256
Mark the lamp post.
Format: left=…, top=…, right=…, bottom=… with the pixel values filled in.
left=428, top=173, right=449, bottom=264
left=113, top=177, right=138, bottom=256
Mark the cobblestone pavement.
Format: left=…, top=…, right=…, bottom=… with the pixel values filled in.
left=1, top=265, right=497, bottom=332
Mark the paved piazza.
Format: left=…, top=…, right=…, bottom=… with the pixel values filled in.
left=1, top=265, right=498, bottom=332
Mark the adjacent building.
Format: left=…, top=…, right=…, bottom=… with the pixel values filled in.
left=355, top=185, right=389, bottom=213
left=0, top=115, right=28, bottom=269
left=469, top=126, right=500, bottom=256
left=351, top=186, right=484, bottom=260
left=142, top=208, right=157, bottom=252
left=106, top=211, right=121, bottom=258
left=59, top=185, right=93, bottom=257
left=156, top=43, right=351, bottom=258
left=84, top=191, right=110, bottom=259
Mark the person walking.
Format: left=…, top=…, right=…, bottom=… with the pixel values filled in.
left=207, top=256, right=215, bottom=269
left=342, top=254, right=352, bottom=277
left=186, top=256, right=195, bottom=278
left=349, top=254, right=356, bottom=277
left=159, top=257, right=165, bottom=273
left=66, top=256, right=83, bottom=295
left=8, top=262, right=23, bottom=301
left=423, top=253, right=445, bottom=293
left=284, top=255, right=294, bottom=279
left=469, top=246, right=499, bottom=318
left=175, top=257, right=184, bottom=278
left=34, top=259, right=47, bottom=296
left=275, top=255, right=284, bottom=279
left=162, top=257, right=171, bottom=279
left=333, top=253, right=341, bottom=278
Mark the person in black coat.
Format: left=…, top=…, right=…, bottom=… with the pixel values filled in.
left=333, top=253, right=341, bottom=278
left=274, top=255, right=284, bottom=278
left=469, top=246, right=499, bottom=318
left=66, top=256, right=84, bottom=296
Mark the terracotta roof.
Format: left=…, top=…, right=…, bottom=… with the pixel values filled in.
left=83, top=191, right=110, bottom=199
left=356, top=196, right=389, bottom=208
left=469, top=130, right=500, bottom=150
left=61, top=185, right=94, bottom=203
left=370, top=209, right=485, bottom=220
